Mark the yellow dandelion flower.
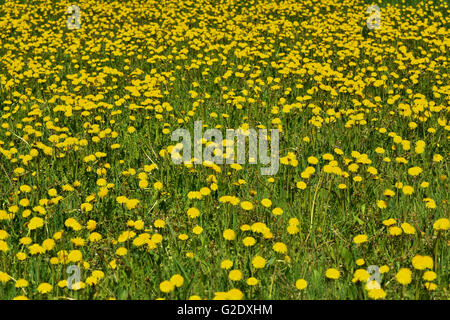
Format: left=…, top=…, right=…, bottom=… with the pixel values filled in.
left=37, top=283, right=53, bottom=294
left=353, top=234, right=368, bottom=244
left=220, top=260, right=233, bottom=270
left=352, top=269, right=369, bottom=282
left=242, top=237, right=256, bottom=246
left=272, top=207, right=283, bottom=215
left=154, top=219, right=166, bottom=228
left=260, top=198, right=272, bottom=207
left=170, top=274, right=184, bottom=287
left=401, top=222, right=416, bottom=235
left=153, top=181, right=163, bottom=190
left=423, top=271, right=437, bottom=281
left=273, top=242, right=287, bottom=254
left=228, top=270, right=243, bottom=281
left=407, top=167, right=422, bottom=176
left=356, top=258, right=365, bottom=266
left=368, top=288, right=386, bottom=300
left=424, top=282, right=437, bottom=291
left=227, top=288, right=243, bottom=300
left=395, top=268, right=412, bottom=285
left=433, top=218, right=449, bottom=231
left=0, top=272, right=11, bottom=283
left=251, top=256, right=266, bottom=269
left=28, top=217, right=44, bottom=230
left=382, top=218, right=396, bottom=226
left=247, top=277, right=259, bottom=286
left=287, top=225, right=300, bottom=234
left=240, top=201, right=253, bottom=210
left=379, top=265, right=390, bottom=273
left=377, top=200, right=387, bottom=209
left=402, top=185, right=414, bottom=195
left=223, top=229, right=236, bottom=240
left=411, top=255, right=433, bottom=270
left=159, top=280, right=175, bottom=293
left=68, top=250, right=83, bottom=263
left=325, top=268, right=340, bottom=280
left=388, top=226, right=402, bottom=236
left=296, top=181, right=307, bottom=190
left=187, top=207, right=200, bottom=219
left=295, top=279, right=308, bottom=290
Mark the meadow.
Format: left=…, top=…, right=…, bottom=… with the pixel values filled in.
left=0, top=0, right=448, bottom=300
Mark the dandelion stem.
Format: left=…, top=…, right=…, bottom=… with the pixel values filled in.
left=305, top=175, right=323, bottom=244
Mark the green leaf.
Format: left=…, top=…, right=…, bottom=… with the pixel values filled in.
left=119, top=287, right=128, bottom=300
